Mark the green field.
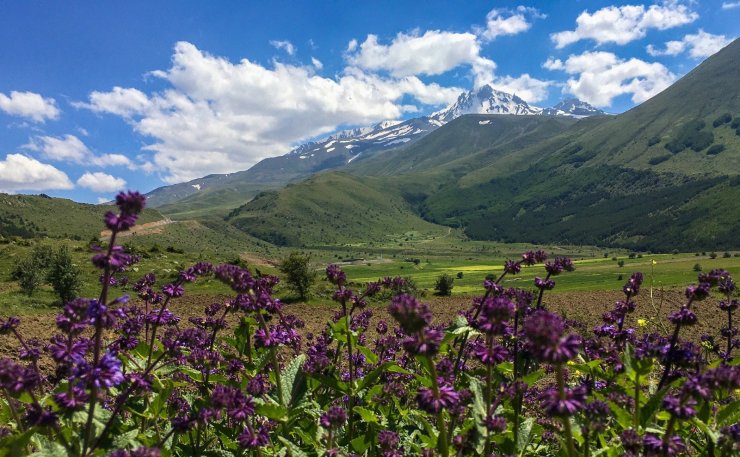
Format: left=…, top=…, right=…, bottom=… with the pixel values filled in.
left=2, top=218, right=737, bottom=316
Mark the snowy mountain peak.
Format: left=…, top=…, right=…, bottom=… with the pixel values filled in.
left=430, top=84, right=543, bottom=123
left=542, top=98, right=607, bottom=117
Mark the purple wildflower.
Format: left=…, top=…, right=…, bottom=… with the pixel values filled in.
left=388, top=294, right=432, bottom=334
left=320, top=405, right=347, bottom=428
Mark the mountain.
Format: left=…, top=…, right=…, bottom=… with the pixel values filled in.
left=145, top=117, right=442, bottom=212
left=221, top=39, right=740, bottom=251
left=430, top=85, right=607, bottom=122
left=146, top=87, right=605, bottom=212
left=542, top=98, right=607, bottom=117
left=430, top=85, right=543, bottom=122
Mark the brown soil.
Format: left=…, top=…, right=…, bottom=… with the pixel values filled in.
left=1, top=289, right=728, bottom=361
left=100, top=218, right=173, bottom=239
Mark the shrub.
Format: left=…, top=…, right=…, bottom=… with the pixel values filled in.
left=648, top=154, right=671, bottom=165
left=618, top=260, right=625, bottom=267
left=456, top=271, right=464, bottom=279
left=46, top=245, right=81, bottom=304
left=647, top=136, right=660, bottom=146
left=11, top=256, right=45, bottom=296
left=693, top=263, right=702, bottom=272
left=434, top=273, right=454, bottom=296
left=279, top=251, right=315, bottom=300
left=712, top=113, right=732, bottom=127
left=710, top=252, right=718, bottom=259
left=707, top=144, right=725, bottom=155
left=664, top=119, right=714, bottom=153
left=11, top=245, right=54, bottom=296
left=723, top=252, right=732, bottom=258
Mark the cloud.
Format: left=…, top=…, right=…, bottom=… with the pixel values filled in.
left=552, top=3, right=698, bottom=48
left=0, top=91, right=60, bottom=122
left=0, top=154, right=73, bottom=192
left=722, top=1, right=740, bottom=9
left=25, top=134, right=134, bottom=168
left=346, top=30, right=496, bottom=86
left=270, top=40, right=296, bottom=56
left=479, top=6, right=544, bottom=42
left=490, top=74, right=552, bottom=103
left=76, top=86, right=150, bottom=117
left=543, top=51, right=675, bottom=106
left=647, top=29, right=732, bottom=58
left=311, top=57, right=323, bottom=69
left=76, top=172, right=126, bottom=192
left=78, top=41, right=465, bottom=183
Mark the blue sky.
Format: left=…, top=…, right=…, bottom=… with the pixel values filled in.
left=0, top=0, right=737, bottom=202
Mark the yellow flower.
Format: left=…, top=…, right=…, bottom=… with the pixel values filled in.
left=651, top=260, right=657, bottom=265
left=637, top=319, right=647, bottom=327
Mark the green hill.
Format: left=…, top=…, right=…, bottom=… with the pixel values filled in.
left=218, top=39, right=740, bottom=251
left=224, top=172, right=448, bottom=246
left=0, top=193, right=163, bottom=240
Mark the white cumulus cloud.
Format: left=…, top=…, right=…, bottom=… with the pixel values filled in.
left=78, top=41, right=465, bottom=183
left=346, top=30, right=496, bottom=86
left=722, top=1, right=740, bottom=9
left=76, top=87, right=151, bottom=118
left=24, top=134, right=134, bottom=168
left=490, top=74, right=552, bottom=103
left=76, top=172, right=126, bottom=192
left=311, top=57, right=323, bottom=69
left=647, top=30, right=733, bottom=58
left=0, top=154, right=73, bottom=193
left=543, top=51, right=675, bottom=107
left=0, top=91, right=60, bottom=122
left=270, top=40, right=296, bottom=56
left=479, top=6, right=544, bottom=42
left=552, top=3, right=698, bottom=48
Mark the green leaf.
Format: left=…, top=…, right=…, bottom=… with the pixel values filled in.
left=517, top=417, right=535, bottom=457
left=112, top=429, right=140, bottom=449
left=357, top=345, right=379, bottom=365
left=280, top=354, right=307, bottom=407
left=277, top=436, right=309, bottom=457
left=28, top=435, right=67, bottom=457
left=691, top=418, right=719, bottom=445
left=354, top=406, right=380, bottom=424
left=641, top=385, right=670, bottom=426
left=351, top=434, right=372, bottom=453
left=359, top=361, right=400, bottom=390
left=608, top=401, right=632, bottom=429
left=256, top=402, right=288, bottom=421
left=717, top=399, right=740, bottom=425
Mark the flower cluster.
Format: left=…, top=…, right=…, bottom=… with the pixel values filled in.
left=0, top=190, right=736, bottom=457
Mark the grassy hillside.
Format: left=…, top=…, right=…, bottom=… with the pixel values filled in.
left=224, top=172, right=449, bottom=247
left=0, top=193, right=162, bottom=240
left=351, top=114, right=580, bottom=177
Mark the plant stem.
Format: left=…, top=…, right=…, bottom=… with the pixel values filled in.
left=255, top=312, right=285, bottom=406
left=427, top=359, right=449, bottom=457
left=484, top=334, right=493, bottom=456
left=633, top=372, right=640, bottom=431
left=556, top=365, right=576, bottom=457
left=343, top=298, right=355, bottom=442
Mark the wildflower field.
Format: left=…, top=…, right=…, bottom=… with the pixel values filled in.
left=0, top=193, right=737, bottom=456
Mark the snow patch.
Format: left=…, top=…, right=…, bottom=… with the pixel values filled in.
left=299, top=155, right=307, bottom=159
left=385, top=138, right=411, bottom=146
left=191, top=184, right=201, bottom=190
left=478, top=120, right=491, bottom=125
left=345, top=144, right=356, bottom=149
left=347, top=152, right=362, bottom=163
left=324, top=140, right=336, bottom=149
left=327, top=147, right=335, bottom=152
